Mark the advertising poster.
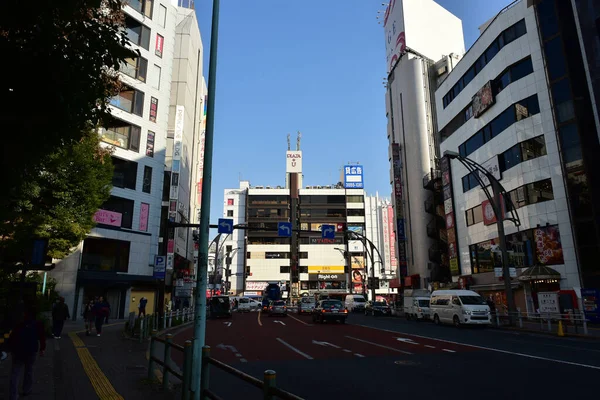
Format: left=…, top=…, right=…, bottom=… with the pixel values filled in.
left=146, top=131, right=155, bottom=157
left=149, top=97, right=158, bottom=122
left=155, top=34, right=164, bottom=58
left=93, top=209, right=122, bottom=227
left=139, top=202, right=149, bottom=232
left=344, top=165, right=364, bottom=189
left=535, top=226, right=564, bottom=265
left=383, top=0, right=406, bottom=73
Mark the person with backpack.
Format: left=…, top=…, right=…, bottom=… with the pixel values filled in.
left=8, top=305, right=46, bottom=399
left=51, top=297, right=70, bottom=338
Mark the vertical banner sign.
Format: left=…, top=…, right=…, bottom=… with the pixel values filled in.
left=391, top=143, right=407, bottom=277
left=383, top=0, right=406, bottom=73
left=155, top=34, right=164, bottom=58
left=149, top=97, right=158, bottom=122
left=139, top=202, right=149, bottom=232
left=167, top=105, right=185, bottom=270
left=381, top=206, right=392, bottom=271
left=388, top=206, right=397, bottom=268
left=146, top=131, right=155, bottom=157
left=441, top=156, right=460, bottom=276
left=197, top=130, right=206, bottom=206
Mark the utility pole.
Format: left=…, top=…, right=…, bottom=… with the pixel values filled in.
left=191, top=0, right=220, bottom=397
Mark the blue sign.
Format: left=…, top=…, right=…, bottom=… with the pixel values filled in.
left=153, top=256, right=166, bottom=279
left=321, top=225, right=335, bottom=239
left=278, top=222, right=292, bottom=237
left=397, top=219, right=406, bottom=241
left=218, top=218, right=234, bottom=234
left=343, top=165, right=364, bottom=189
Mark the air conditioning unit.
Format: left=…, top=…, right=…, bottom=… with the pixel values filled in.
left=317, top=186, right=323, bottom=189
left=266, top=186, right=272, bottom=189
left=255, top=186, right=264, bottom=189
left=325, top=185, right=332, bottom=189
left=276, top=186, right=282, bottom=189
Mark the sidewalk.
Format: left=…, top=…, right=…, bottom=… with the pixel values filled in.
left=1, top=320, right=176, bottom=399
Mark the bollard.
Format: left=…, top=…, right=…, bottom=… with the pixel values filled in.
left=139, top=316, right=145, bottom=343
left=163, top=334, right=173, bottom=391
left=163, top=311, right=167, bottom=330
left=200, top=346, right=211, bottom=398
left=547, top=316, right=551, bottom=332
left=182, top=340, right=193, bottom=400
left=583, top=312, right=589, bottom=336
left=517, top=310, right=523, bottom=328
left=168, top=310, right=173, bottom=328
left=263, top=370, right=276, bottom=400
left=148, top=330, right=158, bottom=380
left=495, top=313, right=500, bottom=327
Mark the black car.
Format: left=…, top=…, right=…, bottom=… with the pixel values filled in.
left=207, top=296, right=232, bottom=319
left=312, top=300, right=348, bottom=324
left=365, top=301, right=391, bottom=316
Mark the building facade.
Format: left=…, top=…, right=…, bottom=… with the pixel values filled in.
left=435, top=0, right=600, bottom=313
left=50, top=0, right=205, bottom=320
left=383, top=0, right=465, bottom=289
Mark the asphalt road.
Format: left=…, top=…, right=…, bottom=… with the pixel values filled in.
left=172, top=311, right=600, bottom=399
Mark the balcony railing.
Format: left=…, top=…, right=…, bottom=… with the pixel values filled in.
left=423, top=169, right=442, bottom=190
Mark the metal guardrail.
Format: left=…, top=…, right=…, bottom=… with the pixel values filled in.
left=491, top=310, right=592, bottom=336
left=128, top=307, right=196, bottom=342
left=148, top=332, right=304, bottom=400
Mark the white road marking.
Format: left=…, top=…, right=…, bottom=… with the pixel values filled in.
left=287, top=314, right=312, bottom=326
left=355, top=324, right=600, bottom=370
left=354, top=353, right=365, bottom=358
left=223, top=322, right=232, bottom=327
left=442, top=349, right=456, bottom=353
left=424, top=345, right=436, bottom=349
left=240, top=358, right=247, bottom=363
left=343, top=349, right=352, bottom=353
left=396, top=337, right=419, bottom=345
left=345, top=336, right=413, bottom=355
left=235, top=353, right=242, bottom=357
left=274, top=320, right=286, bottom=326
left=216, top=344, right=238, bottom=353
left=312, top=340, right=341, bottom=349
left=276, top=338, right=313, bottom=360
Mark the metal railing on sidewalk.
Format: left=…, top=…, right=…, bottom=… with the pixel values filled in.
left=127, top=307, right=196, bottom=342
left=490, top=310, right=593, bottom=336
left=148, top=331, right=304, bottom=400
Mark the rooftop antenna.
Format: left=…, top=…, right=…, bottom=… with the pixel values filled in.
left=287, top=133, right=291, bottom=151
left=296, top=131, right=301, bottom=151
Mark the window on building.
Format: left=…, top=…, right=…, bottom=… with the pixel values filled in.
left=158, top=4, right=167, bottom=27
left=226, top=210, right=234, bottom=217
left=99, top=196, right=135, bottom=229
left=99, top=118, right=141, bottom=152
left=521, top=136, right=547, bottom=161
left=552, top=78, right=575, bottom=123
left=347, top=208, right=365, bottom=217
left=280, top=266, right=290, bottom=274
left=128, top=0, right=153, bottom=17
left=499, top=144, right=522, bottom=172
left=81, top=238, right=130, bottom=272
left=125, top=17, right=151, bottom=50
left=112, top=157, right=137, bottom=190
left=526, top=179, right=554, bottom=204
left=544, top=37, right=567, bottom=81
left=151, top=65, right=161, bottom=90
left=558, top=123, right=583, bottom=164
left=110, top=85, right=144, bottom=116
left=142, top=166, right=152, bottom=193
left=225, top=245, right=232, bottom=254
left=120, top=56, right=148, bottom=82
left=162, top=171, right=170, bottom=201
left=299, top=266, right=308, bottom=273
left=227, top=199, right=234, bottom=206
left=465, top=205, right=483, bottom=227
left=346, top=195, right=364, bottom=203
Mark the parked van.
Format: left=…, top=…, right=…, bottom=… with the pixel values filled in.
left=345, top=294, right=367, bottom=312
left=430, top=290, right=491, bottom=327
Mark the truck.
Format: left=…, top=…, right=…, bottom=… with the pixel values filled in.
left=261, top=282, right=282, bottom=311
left=403, top=289, right=431, bottom=321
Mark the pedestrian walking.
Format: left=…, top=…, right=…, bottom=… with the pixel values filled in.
left=92, top=296, right=110, bottom=337
left=138, top=297, right=148, bottom=317
left=104, top=299, right=111, bottom=324
left=8, top=305, right=46, bottom=400
left=51, top=297, right=70, bottom=339
left=82, top=299, right=95, bottom=336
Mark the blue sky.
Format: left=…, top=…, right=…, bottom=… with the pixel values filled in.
left=194, top=0, right=513, bottom=227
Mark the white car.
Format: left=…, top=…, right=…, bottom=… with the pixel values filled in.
left=237, top=297, right=261, bottom=312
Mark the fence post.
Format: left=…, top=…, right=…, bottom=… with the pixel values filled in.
left=163, top=334, right=173, bottom=391
left=539, top=313, right=543, bottom=331
left=582, top=311, right=589, bottom=335
left=200, top=346, right=211, bottom=398
left=263, top=370, right=276, bottom=400
left=495, top=312, right=500, bottom=327
left=547, top=316, right=551, bottom=332
left=148, top=330, right=157, bottom=380
left=139, top=316, right=145, bottom=343
left=168, top=310, right=173, bottom=328
left=517, top=310, right=523, bottom=328
left=182, top=340, right=193, bottom=400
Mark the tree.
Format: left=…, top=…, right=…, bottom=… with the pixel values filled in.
left=0, top=0, right=134, bottom=192
left=0, top=130, right=114, bottom=262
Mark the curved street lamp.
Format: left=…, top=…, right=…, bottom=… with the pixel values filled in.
left=444, top=150, right=520, bottom=325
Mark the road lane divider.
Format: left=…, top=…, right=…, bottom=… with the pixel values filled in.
left=442, top=349, right=456, bottom=353
left=287, top=314, right=313, bottom=326
left=257, top=311, right=262, bottom=326
left=274, top=320, right=286, bottom=326
left=276, top=338, right=314, bottom=360
left=345, top=336, right=413, bottom=355
left=355, top=324, right=600, bottom=370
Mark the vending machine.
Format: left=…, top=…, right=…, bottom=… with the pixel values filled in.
left=581, top=289, right=600, bottom=323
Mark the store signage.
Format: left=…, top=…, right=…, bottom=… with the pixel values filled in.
left=478, top=156, right=502, bottom=187
left=139, top=202, right=149, bottom=231
left=309, top=237, right=343, bottom=245
left=383, top=0, right=406, bottom=73
left=286, top=151, right=302, bottom=173
left=472, top=81, right=495, bottom=118
left=93, top=209, right=122, bottom=227
left=155, top=34, right=164, bottom=58
left=309, top=273, right=343, bottom=281
left=308, top=266, right=344, bottom=273
left=344, top=165, right=364, bottom=189
left=441, top=155, right=460, bottom=277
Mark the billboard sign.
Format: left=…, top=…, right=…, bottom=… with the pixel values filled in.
left=472, top=81, right=495, bottom=118
left=388, top=206, right=397, bottom=268
left=383, top=0, right=406, bottom=73
left=308, top=266, right=344, bottom=273
left=344, top=165, right=364, bottom=189
left=286, top=151, right=302, bottom=173
left=478, top=156, right=502, bottom=187
left=93, top=209, right=122, bottom=227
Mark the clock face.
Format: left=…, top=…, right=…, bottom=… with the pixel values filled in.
left=484, top=202, right=495, bottom=220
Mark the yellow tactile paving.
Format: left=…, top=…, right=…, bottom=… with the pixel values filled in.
left=69, top=332, right=124, bottom=400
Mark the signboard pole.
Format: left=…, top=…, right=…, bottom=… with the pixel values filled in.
left=192, top=1, right=220, bottom=398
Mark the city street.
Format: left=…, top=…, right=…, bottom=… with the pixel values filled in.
left=172, top=311, right=600, bottom=399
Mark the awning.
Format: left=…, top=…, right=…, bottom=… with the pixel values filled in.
left=518, top=265, right=561, bottom=282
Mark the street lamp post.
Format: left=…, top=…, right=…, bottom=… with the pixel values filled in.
left=444, top=151, right=520, bottom=325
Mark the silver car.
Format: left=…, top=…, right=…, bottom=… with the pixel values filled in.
left=268, top=300, right=288, bottom=317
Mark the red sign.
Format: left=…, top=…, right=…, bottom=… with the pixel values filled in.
left=387, top=206, right=397, bottom=267
left=482, top=197, right=506, bottom=225
left=155, top=34, right=164, bottom=57
left=139, top=202, right=149, bottom=232
left=150, top=97, right=158, bottom=122
left=445, top=212, right=455, bottom=229
left=93, top=209, right=122, bottom=227
left=167, top=239, right=174, bottom=254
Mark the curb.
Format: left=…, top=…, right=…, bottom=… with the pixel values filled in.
left=493, top=325, right=600, bottom=340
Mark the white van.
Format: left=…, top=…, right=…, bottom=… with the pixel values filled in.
left=430, top=290, right=491, bottom=327
left=345, top=294, right=367, bottom=312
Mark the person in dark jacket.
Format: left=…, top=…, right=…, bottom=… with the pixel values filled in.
left=82, top=299, right=95, bottom=336
left=92, top=297, right=110, bottom=337
left=9, top=306, right=46, bottom=400
left=51, top=297, right=70, bottom=339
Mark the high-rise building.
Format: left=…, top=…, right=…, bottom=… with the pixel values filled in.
left=50, top=0, right=204, bottom=320
left=383, top=0, right=464, bottom=288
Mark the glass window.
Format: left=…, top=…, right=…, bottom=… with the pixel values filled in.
left=503, top=25, right=517, bottom=44
left=473, top=205, right=483, bottom=224
left=511, top=57, right=533, bottom=82
left=226, top=210, right=233, bottom=217
left=500, top=144, right=522, bottom=172
left=81, top=238, right=130, bottom=272
left=474, top=55, right=486, bottom=74
left=142, top=166, right=152, bottom=193
left=112, top=157, right=137, bottom=190
left=100, top=196, right=135, bottom=229
left=558, top=123, right=583, bottom=164
left=100, top=119, right=141, bottom=152
left=485, top=41, right=500, bottom=62
left=466, top=209, right=474, bottom=226
left=158, top=4, right=167, bottom=27
left=490, top=108, right=516, bottom=138
left=228, top=199, right=235, bottom=206
left=463, top=67, right=475, bottom=87
left=120, top=56, right=147, bottom=82
left=110, top=85, right=144, bottom=116
left=125, top=17, right=151, bottom=50
left=514, top=19, right=527, bottom=38
left=537, top=0, right=559, bottom=39
left=144, top=0, right=153, bottom=18
left=482, top=125, right=492, bottom=142
left=521, top=136, right=547, bottom=161
left=151, top=64, right=161, bottom=90
left=347, top=195, right=364, bottom=203
left=347, top=208, right=365, bottom=217
left=544, top=37, right=567, bottom=80
left=496, top=71, right=511, bottom=93
left=280, top=266, right=290, bottom=274
left=464, top=132, right=484, bottom=155
left=527, top=179, right=554, bottom=204
left=552, top=79, right=575, bottom=123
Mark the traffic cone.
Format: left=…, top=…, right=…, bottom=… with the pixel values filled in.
left=558, top=320, right=565, bottom=337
